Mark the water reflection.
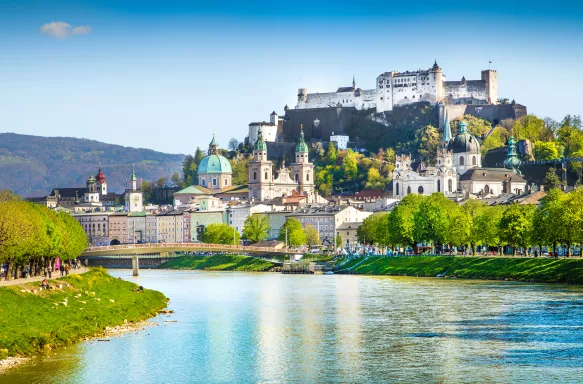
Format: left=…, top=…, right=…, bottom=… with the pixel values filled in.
left=4, top=272, right=583, bottom=383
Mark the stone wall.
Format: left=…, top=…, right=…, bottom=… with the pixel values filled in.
left=439, top=104, right=528, bottom=128
left=284, top=107, right=356, bottom=142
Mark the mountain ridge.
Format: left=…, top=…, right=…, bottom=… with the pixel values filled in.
left=0, top=132, right=185, bottom=197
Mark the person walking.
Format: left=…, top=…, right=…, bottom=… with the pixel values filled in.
left=59, top=263, right=65, bottom=277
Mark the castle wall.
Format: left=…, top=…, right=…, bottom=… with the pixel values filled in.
left=444, top=80, right=488, bottom=103
left=249, top=124, right=277, bottom=146
left=284, top=107, right=355, bottom=142
left=439, top=104, right=528, bottom=129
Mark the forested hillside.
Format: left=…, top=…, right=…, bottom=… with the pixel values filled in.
left=0, top=133, right=184, bottom=196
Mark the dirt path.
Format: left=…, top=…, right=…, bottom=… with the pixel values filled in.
left=0, top=266, right=89, bottom=288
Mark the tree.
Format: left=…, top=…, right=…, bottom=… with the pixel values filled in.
left=200, top=223, right=240, bottom=245
left=170, top=172, right=183, bottom=188
left=498, top=204, right=535, bottom=256
left=387, top=193, right=423, bottom=249
left=459, top=200, right=487, bottom=254
left=230, top=157, right=249, bottom=185
left=534, top=188, right=565, bottom=256
left=228, top=138, right=239, bottom=152
left=278, top=218, right=306, bottom=247
left=335, top=234, right=343, bottom=249
left=512, top=115, right=548, bottom=143
left=475, top=205, right=504, bottom=254
left=415, top=125, right=440, bottom=164
left=543, top=168, right=561, bottom=191
left=533, top=141, right=560, bottom=161
left=482, top=127, right=508, bottom=154
left=156, top=177, right=167, bottom=188
left=242, top=214, right=270, bottom=243
left=413, top=193, right=454, bottom=253
left=357, top=213, right=389, bottom=246
left=342, top=149, right=358, bottom=181
left=326, top=142, right=337, bottom=165
left=304, top=225, right=320, bottom=248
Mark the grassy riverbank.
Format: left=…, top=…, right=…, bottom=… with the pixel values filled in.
left=0, top=267, right=167, bottom=360
left=160, top=255, right=278, bottom=272
left=338, top=256, right=583, bottom=284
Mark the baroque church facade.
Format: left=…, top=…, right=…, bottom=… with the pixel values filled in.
left=248, top=127, right=318, bottom=202
left=393, top=113, right=526, bottom=198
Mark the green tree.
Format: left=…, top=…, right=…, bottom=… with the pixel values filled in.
left=230, top=156, right=250, bottom=185
left=242, top=214, right=270, bottom=243
left=498, top=204, right=535, bottom=256
left=335, top=234, right=343, bottom=249
left=475, top=205, right=504, bottom=254
left=201, top=223, right=240, bottom=245
left=533, top=141, right=560, bottom=161
left=228, top=138, right=239, bottom=152
left=304, top=225, right=320, bottom=248
left=326, top=142, right=337, bottom=165
left=512, top=115, right=548, bottom=143
left=357, top=213, right=389, bottom=246
left=342, top=149, right=358, bottom=181
left=543, top=168, right=561, bottom=191
left=413, top=193, right=454, bottom=253
left=534, top=188, right=564, bottom=256
left=387, top=193, right=423, bottom=249
left=415, top=125, right=440, bottom=164
left=278, top=218, right=306, bottom=247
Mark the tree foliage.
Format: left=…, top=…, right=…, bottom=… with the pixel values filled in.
left=303, top=225, right=320, bottom=248
left=200, top=223, right=240, bottom=245
left=278, top=218, right=306, bottom=247
left=242, top=214, right=270, bottom=243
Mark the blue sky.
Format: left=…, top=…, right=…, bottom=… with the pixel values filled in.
left=1, top=0, right=582, bottom=154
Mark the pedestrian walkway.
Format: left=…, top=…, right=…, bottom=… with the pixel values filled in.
left=0, top=266, right=89, bottom=288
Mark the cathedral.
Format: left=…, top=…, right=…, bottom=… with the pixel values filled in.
left=393, top=113, right=527, bottom=198
left=248, top=126, right=319, bottom=202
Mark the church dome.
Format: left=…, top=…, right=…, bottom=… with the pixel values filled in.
left=449, top=121, right=480, bottom=154
left=198, top=154, right=232, bottom=174
left=96, top=167, right=106, bottom=183
left=296, top=126, right=309, bottom=153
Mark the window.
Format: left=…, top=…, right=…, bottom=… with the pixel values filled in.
left=264, top=172, right=268, bottom=180
left=418, top=186, right=424, bottom=194
left=306, top=173, right=310, bottom=182
left=212, top=178, right=217, bottom=186
left=448, top=179, right=453, bottom=192
left=472, top=156, right=476, bottom=166
left=395, top=182, right=399, bottom=195
left=407, top=186, right=411, bottom=195
left=484, top=185, right=490, bottom=195
left=460, top=156, right=465, bottom=166
left=253, top=172, right=257, bottom=180
left=437, top=179, right=441, bottom=192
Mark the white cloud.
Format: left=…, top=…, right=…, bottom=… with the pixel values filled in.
left=40, top=22, right=92, bottom=39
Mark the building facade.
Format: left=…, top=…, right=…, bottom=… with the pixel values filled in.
left=248, top=111, right=281, bottom=146
left=296, top=62, right=498, bottom=113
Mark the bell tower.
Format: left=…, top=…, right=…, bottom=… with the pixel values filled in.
left=290, top=125, right=315, bottom=200
left=248, top=129, right=272, bottom=200
left=125, top=166, right=143, bottom=212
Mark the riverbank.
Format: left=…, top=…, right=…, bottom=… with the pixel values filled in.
left=337, top=256, right=583, bottom=284
left=160, top=255, right=278, bottom=272
left=0, top=267, right=168, bottom=370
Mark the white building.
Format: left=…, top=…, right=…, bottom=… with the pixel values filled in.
left=330, top=133, right=349, bottom=150
left=296, top=62, right=498, bottom=113
left=248, top=112, right=281, bottom=146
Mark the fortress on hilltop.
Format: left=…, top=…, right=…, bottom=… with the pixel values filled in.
left=296, top=61, right=498, bottom=113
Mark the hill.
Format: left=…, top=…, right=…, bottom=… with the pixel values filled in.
left=0, top=133, right=185, bottom=197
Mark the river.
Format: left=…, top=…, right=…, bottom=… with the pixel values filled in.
left=4, top=270, right=583, bottom=383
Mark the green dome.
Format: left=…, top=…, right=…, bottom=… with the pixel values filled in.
left=198, top=154, right=232, bottom=174
left=448, top=121, right=480, bottom=154
left=296, top=128, right=309, bottom=153
left=87, top=174, right=96, bottom=184
left=504, top=136, right=521, bottom=170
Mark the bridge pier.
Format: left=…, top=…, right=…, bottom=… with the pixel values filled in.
left=132, top=256, right=139, bottom=276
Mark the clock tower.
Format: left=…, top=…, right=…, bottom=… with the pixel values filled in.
left=124, top=166, right=144, bottom=212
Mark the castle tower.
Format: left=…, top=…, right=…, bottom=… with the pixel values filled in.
left=84, top=174, right=100, bottom=203
left=96, top=167, right=107, bottom=196
left=481, top=69, right=498, bottom=104
left=248, top=128, right=272, bottom=200
left=125, top=166, right=143, bottom=212
left=297, top=88, right=308, bottom=103
left=270, top=111, right=278, bottom=126
left=430, top=60, right=444, bottom=102
left=290, top=125, right=315, bottom=199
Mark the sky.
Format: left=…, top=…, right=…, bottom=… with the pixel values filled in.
left=1, top=0, right=582, bottom=155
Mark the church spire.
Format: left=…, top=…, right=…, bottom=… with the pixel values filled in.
left=442, top=111, right=452, bottom=143
left=352, top=74, right=356, bottom=89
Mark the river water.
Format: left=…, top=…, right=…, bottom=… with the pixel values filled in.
left=5, top=270, right=583, bottom=383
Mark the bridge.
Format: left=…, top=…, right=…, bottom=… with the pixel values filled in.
left=82, top=243, right=292, bottom=257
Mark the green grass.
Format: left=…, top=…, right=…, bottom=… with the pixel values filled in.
left=0, top=267, right=168, bottom=358
left=337, top=256, right=583, bottom=284
left=160, top=255, right=278, bottom=272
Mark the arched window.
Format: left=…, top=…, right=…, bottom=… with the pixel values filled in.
left=396, top=182, right=399, bottom=195
left=437, top=179, right=441, bottom=192
left=253, top=172, right=257, bottom=180
left=295, top=174, right=299, bottom=182
left=484, top=185, right=490, bottom=195
left=448, top=179, right=453, bottom=192
left=460, top=156, right=465, bottom=166
left=264, top=171, right=268, bottom=180
left=472, top=156, right=477, bottom=166
left=306, top=173, right=310, bottom=182
left=407, top=186, right=411, bottom=195
left=418, top=186, right=424, bottom=194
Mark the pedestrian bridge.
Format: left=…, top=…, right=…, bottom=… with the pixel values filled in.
left=82, top=243, right=291, bottom=257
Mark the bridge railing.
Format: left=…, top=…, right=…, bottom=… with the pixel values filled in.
left=84, top=243, right=288, bottom=254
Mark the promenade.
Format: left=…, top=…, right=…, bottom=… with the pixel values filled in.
left=0, top=266, right=89, bottom=288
